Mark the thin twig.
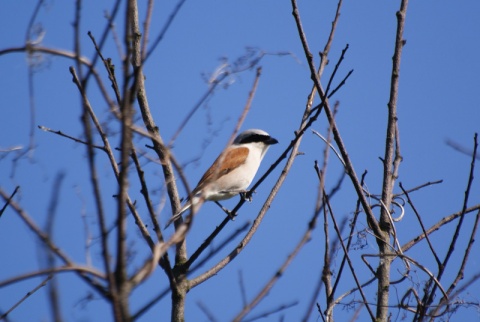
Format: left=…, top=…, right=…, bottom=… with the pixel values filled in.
left=131, top=288, right=171, bottom=320
left=144, top=0, right=187, bottom=62
left=324, top=44, right=348, bottom=97
left=24, top=0, right=47, bottom=156
left=168, top=52, right=267, bottom=147
left=393, top=180, right=443, bottom=197
left=431, top=206, right=480, bottom=318
left=291, top=0, right=382, bottom=240
left=238, top=270, right=248, bottom=308
left=1, top=43, right=114, bottom=109
left=43, top=172, right=65, bottom=322
left=0, top=186, right=19, bottom=218
left=130, top=148, right=174, bottom=282
left=83, top=0, right=122, bottom=83
left=0, top=265, right=106, bottom=288
left=0, top=188, right=108, bottom=296
left=325, top=69, right=353, bottom=100
left=401, top=204, right=480, bottom=252
left=331, top=170, right=368, bottom=296
left=312, top=129, right=345, bottom=167
left=69, top=66, right=116, bottom=300
left=419, top=133, right=478, bottom=318
left=141, top=0, right=155, bottom=60
left=291, top=5, right=346, bottom=319
left=0, top=275, right=53, bottom=320
left=75, top=186, right=92, bottom=267
left=87, top=31, right=122, bottom=112
left=332, top=276, right=377, bottom=311
left=235, top=161, right=345, bottom=322
left=232, top=203, right=319, bottom=322
left=446, top=138, right=480, bottom=160
left=304, top=168, right=347, bottom=322
left=308, top=45, right=352, bottom=118
left=309, top=103, right=338, bottom=322
left=319, top=167, right=332, bottom=320
left=70, top=66, right=155, bottom=251
left=424, top=133, right=478, bottom=318
left=325, top=171, right=368, bottom=321
left=399, top=182, right=441, bottom=266
left=243, top=301, right=299, bottom=322
left=189, top=222, right=250, bottom=274
left=196, top=301, right=219, bottom=322
left=38, top=125, right=105, bottom=150
left=324, top=192, right=376, bottom=320
left=129, top=242, right=165, bottom=287
left=131, top=149, right=162, bottom=242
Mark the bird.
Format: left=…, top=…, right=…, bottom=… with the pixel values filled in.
left=165, top=129, right=278, bottom=228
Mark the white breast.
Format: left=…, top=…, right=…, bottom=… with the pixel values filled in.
left=205, top=142, right=270, bottom=201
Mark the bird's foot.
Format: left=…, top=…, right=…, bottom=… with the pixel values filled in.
left=240, top=189, right=255, bottom=202
left=214, top=201, right=236, bottom=221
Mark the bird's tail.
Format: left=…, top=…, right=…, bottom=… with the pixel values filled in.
left=164, top=202, right=191, bottom=229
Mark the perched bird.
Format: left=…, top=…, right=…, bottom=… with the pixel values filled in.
left=165, top=129, right=278, bottom=228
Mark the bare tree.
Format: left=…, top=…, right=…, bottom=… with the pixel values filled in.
left=1, top=1, right=479, bottom=321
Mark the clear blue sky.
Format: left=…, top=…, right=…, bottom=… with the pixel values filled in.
left=1, top=1, right=479, bottom=321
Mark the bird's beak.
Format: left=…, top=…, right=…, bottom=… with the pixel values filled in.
left=266, top=137, right=279, bottom=145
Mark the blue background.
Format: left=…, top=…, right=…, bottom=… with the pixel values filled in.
left=1, top=1, right=479, bottom=321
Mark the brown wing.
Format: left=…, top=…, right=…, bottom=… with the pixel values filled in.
left=194, top=146, right=249, bottom=191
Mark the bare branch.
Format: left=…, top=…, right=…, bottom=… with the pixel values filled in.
left=0, top=266, right=106, bottom=288
left=145, top=0, right=187, bottom=62
left=141, top=0, right=155, bottom=60
left=38, top=125, right=105, bottom=150
left=87, top=31, right=122, bottom=111
left=324, top=192, right=376, bottom=320
left=83, top=0, right=123, bottom=83
left=432, top=206, right=480, bottom=317
left=0, top=187, right=108, bottom=296
left=168, top=51, right=268, bottom=147
left=446, top=138, right=480, bottom=160
left=22, top=0, right=49, bottom=157
left=129, top=243, right=165, bottom=287
left=312, top=128, right=345, bottom=167
left=130, top=149, right=161, bottom=241
left=306, top=103, right=339, bottom=322
left=393, top=179, right=443, bottom=197
left=291, top=0, right=382, bottom=241
left=243, top=301, right=299, bottom=322
left=0, top=275, right=53, bottom=320
left=0, top=44, right=115, bottom=113
left=188, top=222, right=250, bottom=274
left=70, top=65, right=155, bottom=250
left=419, top=134, right=477, bottom=318
left=196, top=300, right=219, bottom=322
left=425, top=133, right=478, bottom=318
left=69, top=65, right=116, bottom=300
left=42, top=172, right=66, bottom=322
left=232, top=201, right=319, bottom=322
left=402, top=203, right=480, bottom=252
left=376, top=0, right=409, bottom=319
left=0, top=186, right=19, bottom=218
left=399, top=182, right=442, bottom=266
